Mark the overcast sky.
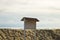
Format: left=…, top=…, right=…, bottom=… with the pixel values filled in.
left=0, top=0, right=60, bottom=29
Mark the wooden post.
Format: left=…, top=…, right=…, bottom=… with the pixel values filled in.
left=24, top=18, right=26, bottom=40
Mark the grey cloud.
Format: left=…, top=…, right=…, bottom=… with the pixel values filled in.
left=0, top=12, right=60, bottom=28
left=0, top=9, right=6, bottom=12
left=0, top=0, right=60, bottom=29
left=37, top=23, right=60, bottom=29
left=22, top=12, right=60, bottom=19
left=0, top=0, right=33, bottom=7
left=48, top=7, right=60, bottom=10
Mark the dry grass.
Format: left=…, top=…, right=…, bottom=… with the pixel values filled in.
left=0, top=29, right=60, bottom=40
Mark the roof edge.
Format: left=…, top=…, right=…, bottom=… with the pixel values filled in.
left=21, top=17, right=39, bottom=22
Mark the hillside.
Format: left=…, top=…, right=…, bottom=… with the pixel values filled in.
left=0, top=29, right=60, bottom=40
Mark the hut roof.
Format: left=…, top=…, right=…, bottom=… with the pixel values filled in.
left=21, top=17, right=39, bottom=22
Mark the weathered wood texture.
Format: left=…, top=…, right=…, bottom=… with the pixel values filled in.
left=24, top=19, right=36, bottom=29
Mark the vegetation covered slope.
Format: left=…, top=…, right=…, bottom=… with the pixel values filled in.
left=0, top=29, right=60, bottom=40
